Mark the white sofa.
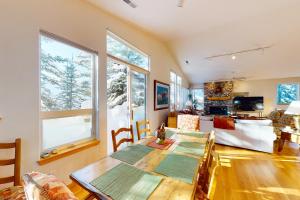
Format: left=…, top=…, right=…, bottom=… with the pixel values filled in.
left=214, top=119, right=276, bottom=153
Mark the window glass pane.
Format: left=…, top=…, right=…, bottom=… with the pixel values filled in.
left=40, top=35, right=93, bottom=111
left=192, top=89, right=204, bottom=110
left=277, top=84, right=299, bottom=105
left=42, top=115, right=92, bottom=150
left=40, top=34, right=95, bottom=151
left=107, top=34, right=149, bottom=70
left=170, top=72, right=176, bottom=83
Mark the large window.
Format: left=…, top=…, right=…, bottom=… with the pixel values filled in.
left=191, top=89, right=204, bottom=110
left=40, top=32, right=97, bottom=151
left=277, top=83, right=299, bottom=105
left=170, top=71, right=183, bottom=111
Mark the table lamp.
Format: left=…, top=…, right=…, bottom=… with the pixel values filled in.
left=285, top=101, right=300, bottom=130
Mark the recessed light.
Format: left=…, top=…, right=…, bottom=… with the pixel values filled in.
left=231, top=55, right=236, bottom=60
left=185, top=60, right=189, bottom=64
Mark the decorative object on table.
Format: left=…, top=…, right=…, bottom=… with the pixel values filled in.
left=154, top=80, right=170, bottom=110
left=147, top=138, right=175, bottom=150
left=285, top=101, right=300, bottom=130
left=156, top=123, right=166, bottom=144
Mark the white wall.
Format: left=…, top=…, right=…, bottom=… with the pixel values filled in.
left=0, top=0, right=189, bottom=184
left=234, top=77, right=300, bottom=115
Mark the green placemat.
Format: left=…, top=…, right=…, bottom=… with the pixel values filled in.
left=111, top=144, right=154, bottom=165
left=154, top=154, right=199, bottom=184
left=178, top=130, right=207, bottom=138
left=91, top=163, right=162, bottom=200
left=166, top=129, right=176, bottom=138
left=173, top=142, right=205, bottom=157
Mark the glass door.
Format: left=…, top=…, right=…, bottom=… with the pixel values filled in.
left=130, top=70, right=147, bottom=142
left=107, top=58, right=148, bottom=152
left=107, top=58, right=130, bottom=153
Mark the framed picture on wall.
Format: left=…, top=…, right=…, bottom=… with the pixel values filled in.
left=154, top=80, right=170, bottom=110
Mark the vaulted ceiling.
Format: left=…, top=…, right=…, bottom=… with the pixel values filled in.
left=87, top=0, right=300, bottom=84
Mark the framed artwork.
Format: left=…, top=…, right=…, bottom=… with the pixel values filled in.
left=154, top=80, right=170, bottom=110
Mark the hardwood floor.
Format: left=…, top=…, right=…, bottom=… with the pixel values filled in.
left=214, top=141, right=300, bottom=200
left=69, top=140, right=300, bottom=200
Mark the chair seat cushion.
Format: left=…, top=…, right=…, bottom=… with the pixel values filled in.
left=0, top=186, right=26, bottom=200
left=23, top=172, right=78, bottom=200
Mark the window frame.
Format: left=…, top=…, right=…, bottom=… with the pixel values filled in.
left=106, top=31, right=150, bottom=72
left=39, top=30, right=98, bottom=153
left=276, top=83, right=300, bottom=105
left=170, top=71, right=183, bottom=111
left=191, top=88, right=205, bottom=110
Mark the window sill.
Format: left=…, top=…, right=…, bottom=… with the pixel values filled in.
left=37, top=139, right=100, bottom=166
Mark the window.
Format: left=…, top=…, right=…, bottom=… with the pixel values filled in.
left=277, top=83, right=299, bottom=105
left=170, top=71, right=183, bottom=111
left=107, top=32, right=149, bottom=71
left=191, top=89, right=204, bottom=110
left=40, top=32, right=97, bottom=151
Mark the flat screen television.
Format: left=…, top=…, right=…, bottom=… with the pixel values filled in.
left=233, top=96, right=264, bottom=111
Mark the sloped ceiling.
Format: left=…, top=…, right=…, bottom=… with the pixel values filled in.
left=87, top=0, right=300, bottom=84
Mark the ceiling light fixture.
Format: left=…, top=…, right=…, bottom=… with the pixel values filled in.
left=205, top=45, right=273, bottom=60
left=122, top=0, right=137, bottom=8
left=178, top=0, right=185, bottom=7
left=231, top=55, right=236, bottom=60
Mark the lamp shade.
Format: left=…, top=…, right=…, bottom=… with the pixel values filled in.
left=285, top=101, right=300, bottom=115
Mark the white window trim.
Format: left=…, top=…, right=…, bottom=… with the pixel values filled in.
left=170, top=71, right=183, bottom=111
left=39, top=31, right=98, bottom=153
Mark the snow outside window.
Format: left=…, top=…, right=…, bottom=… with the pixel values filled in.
left=40, top=33, right=97, bottom=151
left=107, top=32, right=149, bottom=71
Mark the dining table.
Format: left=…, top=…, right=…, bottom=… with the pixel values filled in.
left=70, top=128, right=209, bottom=200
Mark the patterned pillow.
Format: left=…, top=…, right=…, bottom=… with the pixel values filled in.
left=177, top=114, right=200, bottom=131
left=0, top=186, right=26, bottom=200
left=278, top=114, right=294, bottom=127
left=268, top=110, right=284, bottom=123
left=23, top=172, right=78, bottom=200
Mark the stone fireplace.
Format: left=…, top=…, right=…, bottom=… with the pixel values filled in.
left=204, top=81, right=234, bottom=115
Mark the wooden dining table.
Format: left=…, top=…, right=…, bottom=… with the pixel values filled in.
left=70, top=128, right=209, bottom=200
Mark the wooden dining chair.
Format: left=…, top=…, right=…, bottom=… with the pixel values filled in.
left=0, top=138, right=21, bottom=186
left=136, top=120, right=151, bottom=140
left=111, top=125, right=134, bottom=152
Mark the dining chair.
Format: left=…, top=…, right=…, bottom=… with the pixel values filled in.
left=0, top=138, right=26, bottom=200
left=136, top=120, right=151, bottom=140
left=0, top=138, right=21, bottom=186
left=111, top=125, right=134, bottom=152
left=196, top=149, right=220, bottom=200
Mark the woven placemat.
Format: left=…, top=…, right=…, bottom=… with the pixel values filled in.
left=165, top=129, right=176, bottom=138
left=154, top=154, right=199, bottom=184
left=178, top=130, right=207, bottom=138
left=173, top=142, right=205, bottom=157
left=90, top=163, right=162, bottom=200
left=111, top=144, right=154, bottom=165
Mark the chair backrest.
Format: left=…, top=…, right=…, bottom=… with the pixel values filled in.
left=136, top=120, right=150, bottom=140
left=0, top=138, right=21, bottom=186
left=111, top=125, right=134, bottom=152
left=177, top=114, right=200, bottom=131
